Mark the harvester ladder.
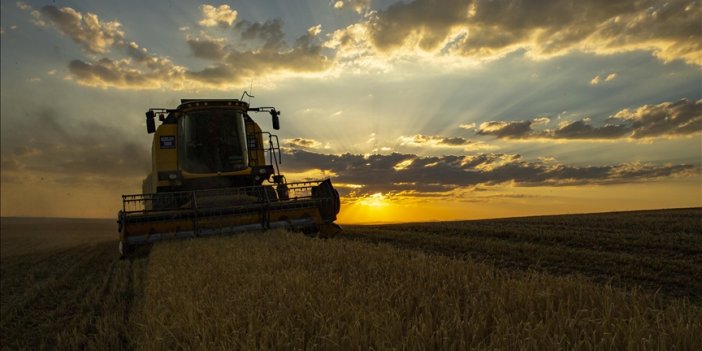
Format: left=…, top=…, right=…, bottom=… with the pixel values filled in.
left=192, top=191, right=200, bottom=236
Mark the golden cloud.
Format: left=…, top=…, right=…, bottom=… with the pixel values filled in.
left=337, top=0, right=701, bottom=66
left=198, top=4, right=238, bottom=28
left=36, top=5, right=125, bottom=54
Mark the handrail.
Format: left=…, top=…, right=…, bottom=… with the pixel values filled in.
left=121, top=181, right=329, bottom=215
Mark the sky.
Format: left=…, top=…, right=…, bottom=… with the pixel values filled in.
left=1, top=0, right=701, bottom=223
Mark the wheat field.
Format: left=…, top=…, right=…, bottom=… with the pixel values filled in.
left=138, top=231, right=700, bottom=350
left=1, top=209, right=701, bottom=350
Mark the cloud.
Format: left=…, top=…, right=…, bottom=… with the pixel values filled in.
left=590, top=75, right=602, bottom=85
left=308, top=24, right=322, bottom=37
left=62, top=12, right=328, bottom=89
left=399, top=134, right=471, bottom=146
left=476, top=120, right=533, bottom=138
left=24, top=4, right=193, bottom=90
left=532, top=117, right=550, bottom=126
left=284, top=138, right=327, bottom=149
left=24, top=1, right=700, bottom=93
left=398, top=134, right=496, bottom=151
left=590, top=72, right=617, bottom=85
left=477, top=99, right=702, bottom=140
left=459, top=123, right=476, bottom=130
left=16, top=1, right=45, bottom=26
left=38, top=5, right=125, bottom=54
left=440, top=137, right=471, bottom=146
left=199, top=4, right=238, bottom=28
left=186, top=36, right=227, bottom=60
left=235, top=19, right=286, bottom=51
left=332, top=0, right=371, bottom=13
left=283, top=149, right=698, bottom=195
left=21, top=4, right=331, bottom=90
left=613, top=98, right=702, bottom=139
left=341, top=0, right=701, bottom=66
left=185, top=25, right=331, bottom=86
left=1, top=107, right=150, bottom=186
left=68, top=57, right=187, bottom=89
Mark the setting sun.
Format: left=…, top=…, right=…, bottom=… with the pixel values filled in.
left=358, top=193, right=388, bottom=207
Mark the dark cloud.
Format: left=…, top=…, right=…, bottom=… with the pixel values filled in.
left=1, top=107, right=150, bottom=185
left=622, top=98, right=702, bottom=139
left=68, top=58, right=172, bottom=89
left=184, top=64, right=235, bottom=85
left=552, top=120, right=630, bottom=139
left=186, top=37, right=227, bottom=60
left=476, top=121, right=532, bottom=139
left=398, top=135, right=493, bottom=151
left=401, top=134, right=473, bottom=146
left=440, top=137, right=470, bottom=146
left=186, top=20, right=330, bottom=85
left=369, top=0, right=472, bottom=51
left=477, top=99, right=702, bottom=140
left=235, top=19, right=286, bottom=51
left=365, top=0, right=702, bottom=65
left=283, top=149, right=697, bottom=195
left=284, top=138, right=324, bottom=149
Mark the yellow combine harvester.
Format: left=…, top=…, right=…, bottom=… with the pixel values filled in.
left=117, top=98, right=341, bottom=257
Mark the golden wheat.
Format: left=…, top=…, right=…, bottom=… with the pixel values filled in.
left=136, top=230, right=701, bottom=350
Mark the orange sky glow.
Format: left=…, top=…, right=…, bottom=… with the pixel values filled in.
left=1, top=0, right=700, bottom=222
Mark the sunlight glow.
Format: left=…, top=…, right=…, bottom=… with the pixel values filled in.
left=393, top=159, right=414, bottom=171
left=358, top=192, right=387, bottom=207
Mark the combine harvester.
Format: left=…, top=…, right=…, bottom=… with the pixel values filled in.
left=117, top=97, right=341, bottom=257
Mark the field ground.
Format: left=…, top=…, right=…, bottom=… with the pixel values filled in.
left=1, top=208, right=701, bottom=350
left=344, top=208, right=702, bottom=301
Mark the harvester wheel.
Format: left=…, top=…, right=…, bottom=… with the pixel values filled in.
left=119, top=241, right=126, bottom=259
left=319, top=223, right=343, bottom=238
left=118, top=240, right=134, bottom=259
left=301, top=225, right=319, bottom=237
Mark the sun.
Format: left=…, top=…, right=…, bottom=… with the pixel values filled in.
left=358, top=193, right=388, bottom=207
left=337, top=192, right=392, bottom=224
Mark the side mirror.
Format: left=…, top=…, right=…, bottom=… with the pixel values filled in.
left=145, top=110, right=156, bottom=134
left=270, top=109, right=280, bottom=130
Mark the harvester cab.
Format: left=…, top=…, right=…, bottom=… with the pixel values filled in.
left=117, top=98, right=341, bottom=258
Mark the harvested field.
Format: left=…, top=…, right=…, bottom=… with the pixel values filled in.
left=0, top=218, right=146, bottom=350
left=343, top=208, right=702, bottom=301
left=1, top=209, right=701, bottom=350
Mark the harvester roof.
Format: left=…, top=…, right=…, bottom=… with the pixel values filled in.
left=178, top=99, right=250, bottom=111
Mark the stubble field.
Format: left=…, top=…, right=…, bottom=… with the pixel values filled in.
left=1, top=208, right=701, bottom=350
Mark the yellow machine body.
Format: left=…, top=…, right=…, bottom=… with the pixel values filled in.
left=117, top=99, right=341, bottom=257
